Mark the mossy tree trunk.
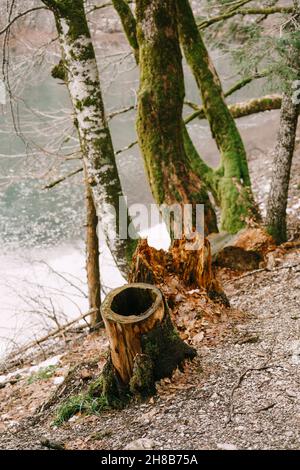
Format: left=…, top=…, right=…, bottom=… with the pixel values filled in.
left=43, top=0, right=132, bottom=276
left=176, top=0, right=260, bottom=233
left=113, top=0, right=217, bottom=234
left=266, top=92, right=299, bottom=244
left=135, top=0, right=218, bottom=235
left=112, top=0, right=139, bottom=63
left=100, top=283, right=196, bottom=400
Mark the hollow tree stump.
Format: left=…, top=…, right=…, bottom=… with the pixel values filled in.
left=100, top=283, right=196, bottom=402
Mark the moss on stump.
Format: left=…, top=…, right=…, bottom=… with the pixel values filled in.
left=98, top=283, right=196, bottom=403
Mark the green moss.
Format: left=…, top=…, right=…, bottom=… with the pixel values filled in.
left=49, top=0, right=90, bottom=42
left=141, top=309, right=196, bottom=381
left=77, top=43, right=94, bottom=62
left=95, top=358, right=130, bottom=408
left=126, top=238, right=138, bottom=264
left=27, top=365, right=57, bottom=384
left=176, top=0, right=260, bottom=233
left=81, top=94, right=100, bottom=108
left=136, top=0, right=209, bottom=214
left=112, top=0, right=139, bottom=62
left=51, top=60, right=67, bottom=82
left=54, top=359, right=130, bottom=425
left=218, top=178, right=259, bottom=233
left=75, top=100, right=83, bottom=111
left=54, top=393, right=109, bottom=426
left=266, top=223, right=287, bottom=245
left=129, top=354, right=155, bottom=397
left=88, top=375, right=104, bottom=397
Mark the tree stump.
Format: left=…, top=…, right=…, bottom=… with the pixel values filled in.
left=129, top=237, right=229, bottom=306
left=99, top=283, right=196, bottom=402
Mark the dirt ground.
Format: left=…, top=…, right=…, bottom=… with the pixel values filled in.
left=0, top=138, right=299, bottom=451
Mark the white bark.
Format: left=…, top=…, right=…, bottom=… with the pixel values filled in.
left=44, top=0, right=131, bottom=275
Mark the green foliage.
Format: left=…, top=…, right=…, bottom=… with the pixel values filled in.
left=54, top=366, right=129, bottom=426
left=202, top=0, right=300, bottom=94
left=27, top=365, right=57, bottom=384
left=54, top=393, right=109, bottom=426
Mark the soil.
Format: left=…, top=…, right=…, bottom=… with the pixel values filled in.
left=0, top=239, right=299, bottom=450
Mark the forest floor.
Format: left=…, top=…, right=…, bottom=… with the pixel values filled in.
left=0, top=142, right=299, bottom=450
left=0, top=242, right=299, bottom=450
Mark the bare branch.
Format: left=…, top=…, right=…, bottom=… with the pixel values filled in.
left=6, top=309, right=97, bottom=361
left=107, top=104, right=135, bottom=120
left=185, top=94, right=282, bottom=124
left=42, top=167, right=83, bottom=190
left=0, top=7, right=49, bottom=36
left=198, top=5, right=294, bottom=30
left=115, top=139, right=138, bottom=155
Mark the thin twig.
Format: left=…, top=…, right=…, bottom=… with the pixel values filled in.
left=226, top=363, right=283, bottom=424
left=42, top=167, right=83, bottom=190
left=7, top=309, right=97, bottom=361
left=224, top=263, right=300, bottom=285
left=0, top=7, right=48, bottom=36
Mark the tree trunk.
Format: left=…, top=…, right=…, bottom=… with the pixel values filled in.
left=135, top=0, right=218, bottom=235
left=85, top=177, right=102, bottom=328
left=266, top=92, right=299, bottom=244
left=112, top=0, right=217, bottom=235
left=100, top=283, right=196, bottom=400
left=112, top=0, right=139, bottom=63
left=176, top=0, right=260, bottom=233
left=43, top=0, right=132, bottom=277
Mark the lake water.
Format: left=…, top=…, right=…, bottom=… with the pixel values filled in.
left=0, top=39, right=280, bottom=360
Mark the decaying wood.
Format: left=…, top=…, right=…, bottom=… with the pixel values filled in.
left=99, top=283, right=196, bottom=401
left=129, top=236, right=225, bottom=300
left=209, top=228, right=276, bottom=271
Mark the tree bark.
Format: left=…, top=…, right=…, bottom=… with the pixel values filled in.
left=43, top=0, right=132, bottom=276
left=135, top=0, right=218, bottom=235
left=129, top=237, right=229, bottom=306
left=112, top=0, right=217, bottom=235
left=85, top=176, right=102, bottom=327
left=176, top=0, right=260, bottom=233
left=99, top=283, right=196, bottom=400
left=266, top=92, right=299, bottom=244
left=185, top=94, right=282, bottom=123
left=112, top=0, right=139, bottom=63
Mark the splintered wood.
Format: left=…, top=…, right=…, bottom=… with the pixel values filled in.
left=129, top=235, right=223, bottom=296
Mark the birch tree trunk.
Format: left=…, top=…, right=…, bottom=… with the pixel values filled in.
left=176, top=0, right=260, bottom=233
left=266, top=93, right=299, bottom=244
left=43, top=0, right=132, bottom=276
